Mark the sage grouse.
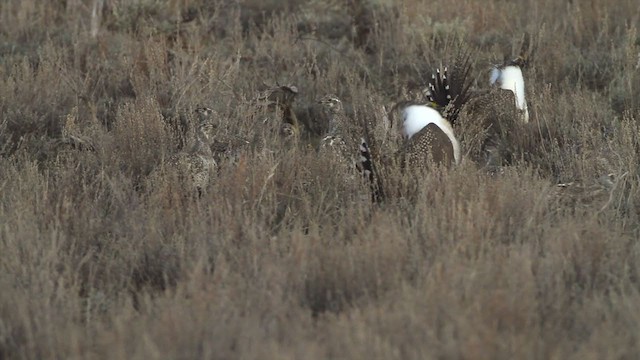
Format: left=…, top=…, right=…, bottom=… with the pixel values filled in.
left=317, top=94, right=356, bottom=162
left=463, top=35, right=534, bottom=169
left=552, top=173, right=625, bottom=214
left=315, top=93, right=375, bottom=194
left=357, top=50, right=473, bottom=202
left=167, top=107, right=218, bottom=196
left=489, top=34, right=531, bottom=123
left=395, top=50, right=473, bottom=171
left=257, top=84, right=301, bottom=141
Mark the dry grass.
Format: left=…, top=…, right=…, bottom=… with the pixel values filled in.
left=1, top=0, right=640, bottom=358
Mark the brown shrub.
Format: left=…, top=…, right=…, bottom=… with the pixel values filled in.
left=2, top=0, right=640, bottom=358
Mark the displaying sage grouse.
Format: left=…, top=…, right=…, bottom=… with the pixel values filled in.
left=395, top=50, right=473, bottom=171
left=489, top=34, right=531, bottom=123
left=358, top=50, right=474, bottom=202
left=167, top=107, right=218, bottom=196
left=462, top=34, right=534, bottom=170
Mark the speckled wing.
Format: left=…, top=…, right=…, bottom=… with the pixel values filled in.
left=426, top=48, right=474, bottom=125
left=401, top=123, right=455, bottom=170
left=551, top=174, right=617, bottom=213
left=468, top=86, right=516, bottom=110
left=319, top=134, right=350, bottom=161
left=258, top=85, right=298, bottom=106
left=167, top=153, right=215, bottom=192
left=210, top=135, right=250, bottom=164
left=463, top=88, right=520, bottom=132
left=460, top=88, right=527, bottom=167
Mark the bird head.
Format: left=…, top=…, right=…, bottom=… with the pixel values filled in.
left=509, top=55, right=527, bottom=68
left=317, top=94, right=343, bottom=112
left=194, top=107, right=218, bottom=142
left=280, top=122, right=299, bottom=139
left=258, top=84, right=299, bottom=109
left=194, top=107, right=215, bottom=119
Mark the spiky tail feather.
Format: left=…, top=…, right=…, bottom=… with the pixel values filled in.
left=517, top=32, right=531, bottom=68
left=358, top=137, right=384, bottom=203
left=426, top=47, right=474, bottom=125
left=426, top=67, right=450, bottom=108
left=359, top=137, right=374, bottom=182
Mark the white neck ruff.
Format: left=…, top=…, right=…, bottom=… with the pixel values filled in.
left=402, top=105, right=460, bottom=165
left=491, top=65, right=529, bottom=122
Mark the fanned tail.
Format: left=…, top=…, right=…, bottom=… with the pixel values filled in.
left=426, top=48, right=474, bottom=125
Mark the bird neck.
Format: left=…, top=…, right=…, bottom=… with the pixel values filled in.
left=193, top=130, right=212, bottom=155
left=327, top=110, right=347, bottom=135
left=402, top=105, right=438, bottom=139
left=328, top=122, right=341, bottom=135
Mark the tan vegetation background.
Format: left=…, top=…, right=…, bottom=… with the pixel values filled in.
left=1, top=0, right=640, bottom=358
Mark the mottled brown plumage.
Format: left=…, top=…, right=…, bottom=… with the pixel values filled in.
left=460, top=85, right=539, bottom=172
left=59, top=106, right=97, bottom=152
left=358, top=49, right=474, bottom=202
left=258, top=84, right=299, bottom=106
left=257, top=84, right=301, bottom=138
left=395, top=49, right=473, bottom=170
left=400, top=122, right=456, bottom=169
left=317, top=94, right=357, bottom=163
left=317, top=94, right=348, bottom=133
left=466, top=35, right=535, bottom=170
left=280, top=122, right=300, bottom=143
left=487, top=33, right=533, bottom=124
left=167, top=107, right=218, bottom=195
left=314, top=93, right=369, bottom=194
left=551, top=173, right=624, bottom=213
left=461, top=88, right=519, bottom=155
left=210, top=134, right=251, bottom=165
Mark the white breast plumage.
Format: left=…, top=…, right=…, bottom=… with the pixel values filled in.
left=402, top=105, right=460, bottom=165
left=490, top=65, right=529, bottom=122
